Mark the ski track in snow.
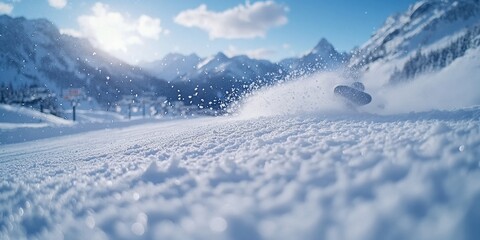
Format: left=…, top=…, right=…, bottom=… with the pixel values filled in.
left=1, top=108, right=480, bottom=240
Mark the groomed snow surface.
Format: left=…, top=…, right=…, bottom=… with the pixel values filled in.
left=1, top=106, right=480, bottom=240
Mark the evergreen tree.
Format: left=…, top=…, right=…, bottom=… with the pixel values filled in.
left=390, top=25, right=480, bottom=83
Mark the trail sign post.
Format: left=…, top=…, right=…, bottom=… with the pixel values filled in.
left=63, top=88, right=84, bottom=122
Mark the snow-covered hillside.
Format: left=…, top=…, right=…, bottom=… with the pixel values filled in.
left=0, top=104, right=72, bottom=129
left=0, top=15, right=174, bottom=107
left=1, top=107, right=479, bottom=240
left=350, top=0, right=480, bottom=85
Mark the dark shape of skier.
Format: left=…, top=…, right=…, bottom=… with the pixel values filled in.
left=334, top=82, right=372, bottom=106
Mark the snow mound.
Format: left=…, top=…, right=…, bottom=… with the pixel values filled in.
left=0, top=104, right=72, bottom=129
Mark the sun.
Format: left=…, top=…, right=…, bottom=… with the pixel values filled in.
left=77, top=3, right=140, bottom=53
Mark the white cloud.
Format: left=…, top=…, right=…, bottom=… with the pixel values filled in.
left=174, top=1, right=288, bottom=39
left=60, top=28, right=82, bottom=38
left=76, top=2, right=165, bottom=53
left=226, top=45, right=276, bottom=60
left=137, top=15, right=162, bottom=40
left=0, top=2, right=13, bottom=14
left=48, top=0, right=67, bottom=9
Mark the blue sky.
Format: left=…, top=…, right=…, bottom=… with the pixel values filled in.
left=1, top=0, right=418, bottom=64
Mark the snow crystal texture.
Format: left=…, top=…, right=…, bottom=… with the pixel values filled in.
left=1, top=108, right=480, bottom=240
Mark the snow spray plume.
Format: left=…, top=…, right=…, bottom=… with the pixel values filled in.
left=233, top=50, right=480, bottom=119
left=234, top=71, right=354, bottom=119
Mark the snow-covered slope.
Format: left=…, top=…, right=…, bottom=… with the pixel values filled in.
left=0, top=104, right=72, bottom=129
left=352, top=0, right=480, bottom=65
left=1, top=107, right=479, bottom=240
left=364, top=46, right=480, bottom=114
left=0, top=103, right=168, bottom=144
left=140, top=53, right=202, bottom=82
left=350, top=0, right=480, bottom=85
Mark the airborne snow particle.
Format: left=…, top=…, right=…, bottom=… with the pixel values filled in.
left=18, top=208, right=24, bottom=216
left=132, top=192, right=140, bottom=201
left=131, top=222, right=145, bottom=236
left=137, top=212, right=148, bottom=225
left=209, top=217, right=227, bottom=233
left=85, top=216, right=95, bottom=229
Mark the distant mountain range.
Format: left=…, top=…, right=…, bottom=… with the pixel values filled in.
left=1, top=0, right=479, bottom=114
left=140, top=38, right=347, bottom=83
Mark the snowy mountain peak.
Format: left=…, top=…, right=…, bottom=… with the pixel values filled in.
left=311, top=38, right=336, bottom=55
left=193, top=52, right=230, bottom=72
left=213, top=52, right=229, bottom=62
left=141, top=53, right=202, bottom=81
left=278, top=37, right=346, bottom=75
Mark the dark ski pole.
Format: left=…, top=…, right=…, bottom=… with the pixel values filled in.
left=72, top=101, right=76, bottom=122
